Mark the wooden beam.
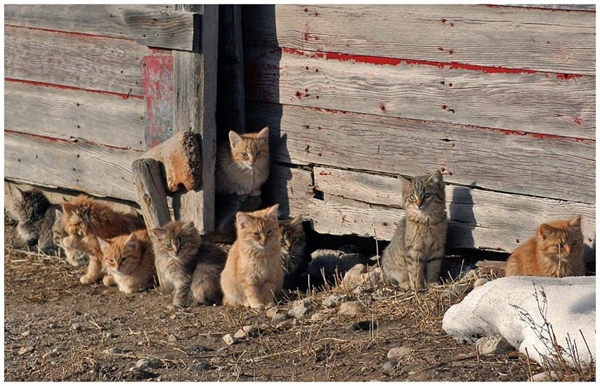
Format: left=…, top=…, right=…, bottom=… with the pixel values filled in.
left=5, top=25, right=151, bottom=95
left=245, top=47, right=595, bottom=139
left=247, top=103, right=595, bottom=204
left=131, top=159, right=171, bottom=231
left=4, top=5, right=200, bottom=51
left=172, top=4, right=218, bottom=234
left=262, top=164, right=314, bottom=218
left=4, top=131, right=141, bottom=201
left=141, top=55, right=175, bottom=149
left=242, top=4, right=595, bottom=75
left=5, top=80, right=145, bottom=150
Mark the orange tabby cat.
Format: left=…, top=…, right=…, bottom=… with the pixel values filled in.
left=505, top=216, right=586, bottom=278
left=98, top=229, right=156, bottom=294
left=61, top=195, right=145, bottom=284
left=220, top=204, right=283, bottom=309
left=215, top=127, right=270, bottom=196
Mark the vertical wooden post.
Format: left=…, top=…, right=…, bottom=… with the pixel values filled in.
left=173, top=4, right=218, bottom=234
left=131, top=158, right=171, bottom=231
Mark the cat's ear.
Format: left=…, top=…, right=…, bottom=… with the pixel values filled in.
left=152, top=228, right=167, bottom=239
left=124, top=232, right=138, bottom=251
left=570, top=215, right=582, bottom=229
left=236, top=212, right=251, bottom=229
left=427, top=170, right=444, bottom=187
left=266, top=204, right=279, bottom=220
left=16, top=187, right=26, bottom=198
left=181, top=221, right=196, bottom=234
left=257, top=126, right=269, bottom=141
left=62, top=203, right=75, bottom=216
left=54, top=209, right=63, bottom=223
left=98, top=238, right=111, bottom=255
left=399, top=174, right=412, bottom=186
left=538, top=224, right=555, bottom=241
left=290, top=215, right=303, bottom=230
left=229, top=131, right=243, bottom=148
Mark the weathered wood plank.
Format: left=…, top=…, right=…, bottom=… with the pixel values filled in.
left=243, top=5, right=596, bottom=75
left=4, top=132, right=141, bottom=202
left=312, top=165, right=595, bottom=250
left=245, top=47, right=595, bottom=139
left=262, top=164, right=314, bottom=218
left=173, top=4, right=218, bottom=235
left=132, top=159, right=171, bottom=231
left=142, top=55, right=174, bottom=149
left=5, top=25, right=151, bottom=95
left=4, top=5, right=198, bottom=51
left=217, top=5, right=246, bottom=137
left=247, top=103, right=595, bottom=204
left=5, top=80, right=145, bottom=150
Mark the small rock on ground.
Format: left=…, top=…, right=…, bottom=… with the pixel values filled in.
left=322, top=294, right=349, bottom=308
left=271, top=313, right=288, bottom=325
left=288, top=305, right=310, bottom=319
left=136, top=357, right=162, bottom=369
left=476, top=335, right=514, bottom=355
left=222, top=333, right=237, bottom=346
left=103, top=347, right=122, bottom=355
left=382, top=360, right=398, bottom=371
left=341, top=264, right=367, bottom=289
left=338, top=301, right=365, bottom=316
left=18, top=346, right=34, bottom=355
left=188, top=362, right=210, bottom=372
left=531, top=371, right=558, bottom=382
left=234, top=325, right=259, bottom=339
left=387, top=347, right=412, bottom=360
left=473, top=278, right=489, bottom=288
left=266, top=306, right=279, bottom=319
left=168, top=334, right=177, bottom=342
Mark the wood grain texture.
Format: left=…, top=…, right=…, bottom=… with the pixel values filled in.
left=142, top=55, right=174, bottom=149
left=5, top=25, right=151, bottom=95
left=242, top=4, right=595, bottom=75
left=245, top=47, right=595, bottom=139
left=4, top=5, right=198, bottom=51
left=262, top=164, right=314, bottom=218
left=5, top=80, right=145, bottom=150
left=247, top=103, right=595, bottom=204
left=132, top=159, right=171, bottom=231
left=5, top=132, right=141, bottom=202
left=172, top=4, right=218, bottom=234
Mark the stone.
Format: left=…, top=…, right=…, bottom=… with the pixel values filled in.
left=338, top=301, right=365, bottom=317
left=71, top=323, right=82, bottom=331
left=275, top=319, right=294, bottom=329
left=188, top=362, right=210, bottom=372
left=476, top=335, right=514, bottom=355
left=234, top=326, right=258, bottom=339
left=106, top=332, right=118, bottom=339
left=266, top=306, right=279, bottom=319
left=271, top=313, right=289, bottom=325
left=136, top=357, right=162, bottom=369
left=322, top=294, right=349, bottom=308
left=341, top=264, right=367, bottom=289
left=364, top=267, right=383, bottom=287
left=531, top=371, right=558, bottom=382
left=288, top=305, right=310, bottom=319
left=382, top=360, right=398, bottom=371
left=387, top=347, right=412, bottom=360
left=103, top=347, right=122, bottom=355
left=21, top=331, right=30, bottom=337
left=473, top=278, right=489, bottom=288
left=222, top=333, right=237, bottom=346
left=168, top=334, right=177, bottom=342
left=18, top=346, right=34, bottom=355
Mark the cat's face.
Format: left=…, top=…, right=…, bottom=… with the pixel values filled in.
left=402, top=171, right=445, bottom=216
left=279, top=216, right=305, bottom=256
left=237, top=204, right=280, bottom=251
left=14, top=188, right=49, bottom=220
left=152, top=221, right=200, bottom=259
left=229, top=127, right=269, bottom=170
left=537, top=216, right=584, bottom=262
left=52, top=209, right=67, bottom=247
left=61, top=201, right=89, bottom=237
left=99, top=233, right=142, bottom=275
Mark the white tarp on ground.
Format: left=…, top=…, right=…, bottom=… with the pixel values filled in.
left=442, top=276, right=595, bottom=366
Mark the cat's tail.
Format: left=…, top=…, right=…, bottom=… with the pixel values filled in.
left=475, top=260, right=506, bottom=278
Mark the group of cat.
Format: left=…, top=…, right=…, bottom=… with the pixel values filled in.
left=7, top=126, right=588, bottom=309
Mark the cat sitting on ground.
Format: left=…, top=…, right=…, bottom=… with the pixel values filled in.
left=278, top=215, right=308, bottom=290
left=215, top=127, right=270, bottom=196
left=52, top=209, right=88, bottom=267
left=381, top=170, right=448, bottom=290
left=505, top=216, right=586, bottom=278
left=61, top=195, right=145, bottom=284
left=8, top=187, right=57, bottom=254
left=98, top=229, right=156, bottom=294
left=152, top=221, right=227, bottom=307
left=220, top=205, right=283, bottom=309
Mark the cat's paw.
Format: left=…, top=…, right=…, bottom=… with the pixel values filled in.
left=80, top=275, right=97, bottom=285
left=102, top=275, right=115, bottom=287
left=251, top=303, right=265, bottom=311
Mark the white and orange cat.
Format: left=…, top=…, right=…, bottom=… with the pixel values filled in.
left=220, top=204, right=283, bottom=309
left=505, top=216, right=586, bottom=278
left=61, top=195, right=145, bottom=284
left=98, top=229, right=156, bottom=294
left=215, top=127, right=270, bottom=196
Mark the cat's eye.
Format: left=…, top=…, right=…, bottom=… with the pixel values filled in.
left=292, top=237, right=300, bottom=243
left=424, top=193, right=432, bottom=199
left=177, top=236, right=185, bottom=247
left=241, top=151, right=248, bottom=157
left=166, top=242, right=173, bottom=249
left=279, top=238, right=286, bottom=245
left=409, top=194, right=416, bottom=201
left=572, top=240, right=578, bottom=246
left=256, top=150, right=262, bottom=156
left=267, top=229, right=273, bottom=235
left=253, top=232, right=260, bottom=236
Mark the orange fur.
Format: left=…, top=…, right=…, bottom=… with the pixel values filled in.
left=61, top=195, right=145, bottom=284
left=220, top=204, right=283, bottom=309
left=505, top=216, right=586, bottom=278
left=215, top=127, right=270, bottom=196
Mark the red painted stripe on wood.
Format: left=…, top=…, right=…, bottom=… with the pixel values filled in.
left=4, top=24, right=132, bottom=42
left=280, top=47, right=586, bottom=78
left=5, top=78, right=144, bottom=100
left=4, top=130, right=142, bottom=151
left=142, top=55, right=174, bottom=149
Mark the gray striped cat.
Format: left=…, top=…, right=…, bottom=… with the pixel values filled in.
left=381, top=170, right=448, bottom=290
left=278, top=215, right=307, bottom=289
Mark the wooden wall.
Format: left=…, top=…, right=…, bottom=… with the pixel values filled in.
left=243, top=5, right=596, bottom=258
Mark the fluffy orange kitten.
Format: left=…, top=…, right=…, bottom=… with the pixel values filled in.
left=505, top=216, right=586, bottom=278
left=220, top=204, right=283, bottom=309
left=215, top=127, right=270, bottom=196
left=98, top=229, right=156, bottom=294
left=61, top=195, right=145, bottom=284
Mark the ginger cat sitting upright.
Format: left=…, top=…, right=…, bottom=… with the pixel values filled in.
left=220, top=204, right=283, bottom=310
left=505, top=216, right=586, bottom=278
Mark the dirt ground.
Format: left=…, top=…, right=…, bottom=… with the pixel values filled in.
left=4, top=217, right=546, bottom=382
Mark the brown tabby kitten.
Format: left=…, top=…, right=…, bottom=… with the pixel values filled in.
left=505, top=216, right=585, bottom=278
left=98, top=229, right=156, bottom=294
left=152, top=221, right=227, bottom=307
left=382, top=170, right=448, bottom=290
left=221, top=205, right=283, bottom=309
left=215, top=127, right=270, bottom=196
left=279, top=216, right=307, bottom=289
left=61, top=195, right=145, bottom=284
left=52, top=209, right=88, bottom=266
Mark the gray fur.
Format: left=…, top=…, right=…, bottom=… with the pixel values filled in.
left=11, top=188, right=56, bottom=253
